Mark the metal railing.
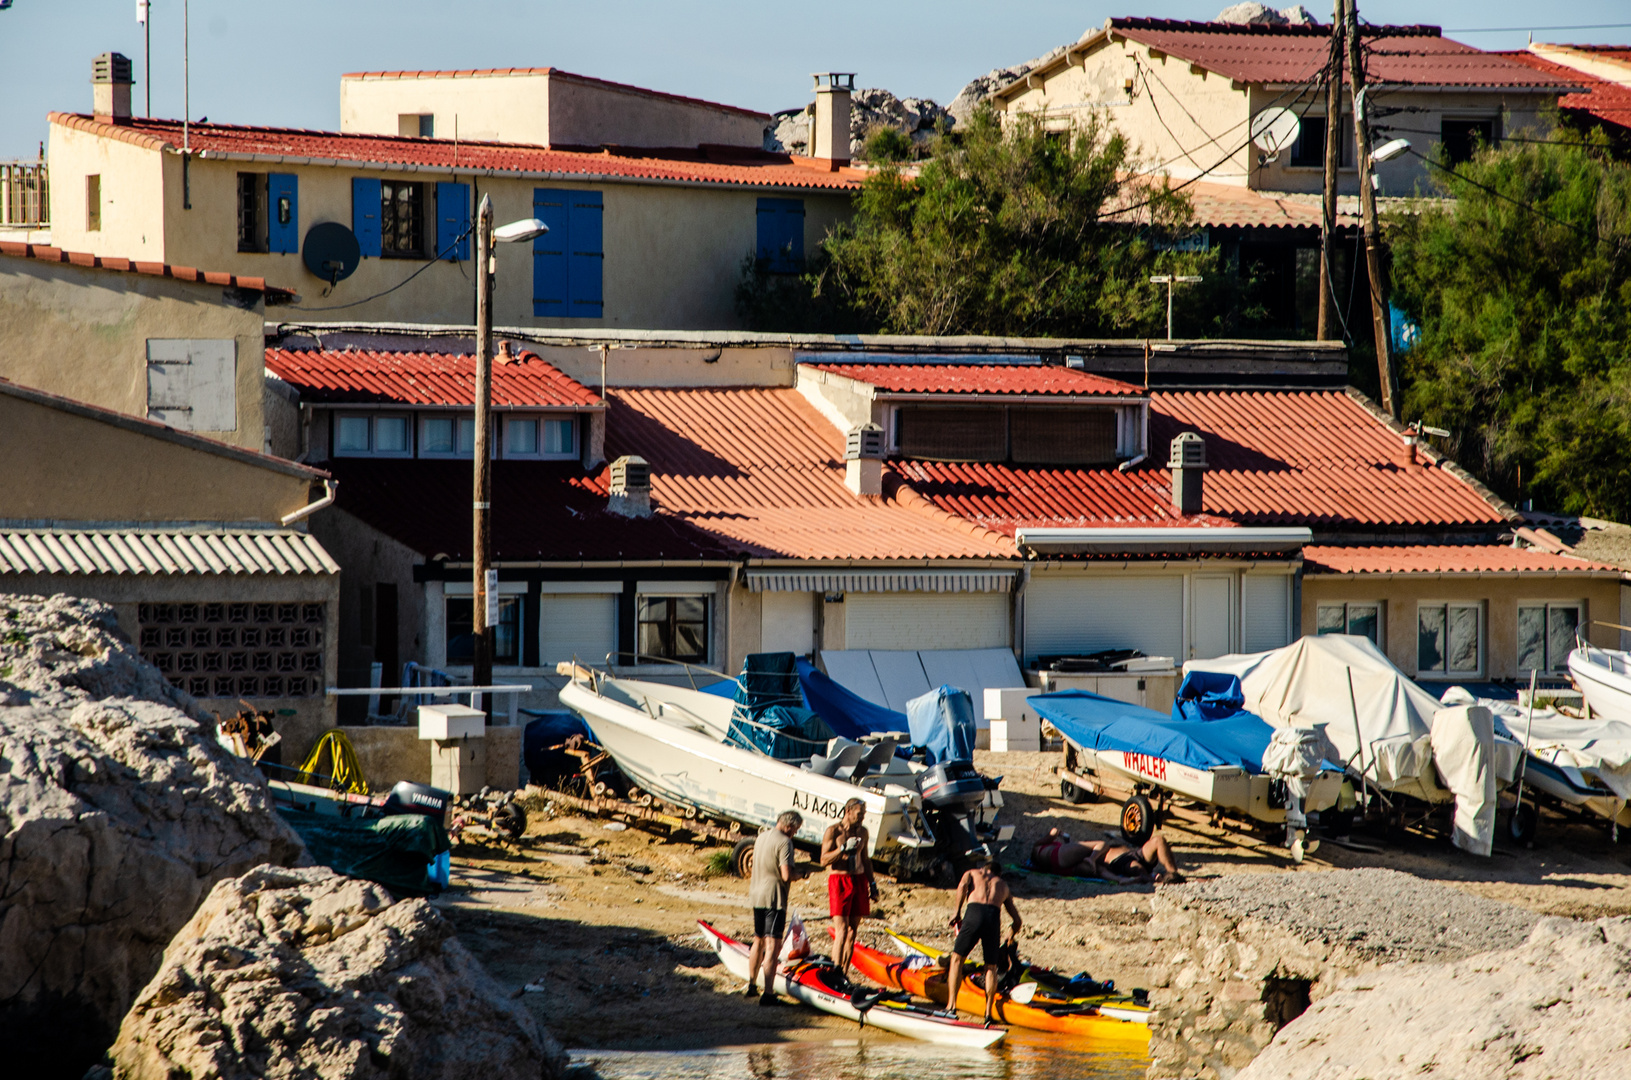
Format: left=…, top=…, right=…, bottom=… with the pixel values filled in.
left=1, top=162, right=48, bottom=227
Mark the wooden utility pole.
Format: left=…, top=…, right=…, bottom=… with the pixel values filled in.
left=1317, top=0, right=1345, bottom=341
left=471, top=193, right=495, bottom=699
left=1345, top=0, right=1398, bottom=416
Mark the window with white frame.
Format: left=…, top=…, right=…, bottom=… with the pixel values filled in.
left=503, top=414, right=576, bottom=459
left=1517, top=602, right=1582, bottom=674
left=335, top=413, right=411, bottom=457
left=636, top=590, right=710, bottom=663
left=419, top=415, right=481, bottom=458
left=1418, top=602, right=1483, bottom=677
left=444, top=581, right=525, bottom=666
left=1317, top=601, right=1382, bottom=647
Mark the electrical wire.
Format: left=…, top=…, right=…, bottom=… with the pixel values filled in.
left=1405, top=147, right=1607, bottom=241
left=1444, top=22, right=1631, bottom=33
left=286, top=222, right=476, bottom=312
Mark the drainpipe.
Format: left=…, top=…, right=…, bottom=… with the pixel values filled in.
left=281, top=479, right=337, bottom=526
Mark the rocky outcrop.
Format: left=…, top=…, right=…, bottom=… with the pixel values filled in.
left=1144, top=869, right=1540, bottom=1080
left=1216, top=3, right=1318, bottom=25
left=110, top=865, right=567, bottom=1080
left=0, top=595, right=305, bottom=1078
left=948, top=62, right=1037, bottom=128
left=764, top=87, right=952, bottom=158
left=1237, top=916, right=1631, bottom=1080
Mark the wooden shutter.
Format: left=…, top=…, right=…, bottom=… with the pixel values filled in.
left=435, top=182, right=470, bottom=260
left=267, top=173, right=298, bottom=254
left=1010, top=408, right=1117, bottom=465
left=756, top=197, right=805, bottom=272
left=897, top=407, right=1005, bottom=462
left=532, top=188, right=569, bottom=317
left=352, top=177, right=381, bottom=258
left=568, top=191, right=604, bottom=317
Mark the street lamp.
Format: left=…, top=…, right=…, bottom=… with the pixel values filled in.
left=1372, top=138, right=1412, bottom=165
left=471, top=195, right=549, bottom=704
left=1149, top=274, right=1203, bottom=341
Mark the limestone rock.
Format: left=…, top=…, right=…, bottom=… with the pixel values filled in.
left=1217, top=3, right=1319, bottom=26
left=948, top=62, right=1037, bottom=128
left=763, top=88, right=952, bottom=157
left=110, top=865, right=567, bottom=1080
left=1237, top=916, right=1631, bottom=1080
left=0, top=594, right=305, bottom=1077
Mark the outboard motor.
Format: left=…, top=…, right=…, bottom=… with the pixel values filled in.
left=380, top=780, right=453, bottom=821
left=919, top=760, right=1000, bottom=857
left=907, top=686, right=1005, bottom=860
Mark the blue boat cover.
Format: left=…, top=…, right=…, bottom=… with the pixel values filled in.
left=907, top=686, right=977, bottom=766
left=1173, top=670, right=1248, bottom=722
left=1030, top=690, right=1274, bottom=773
left=727, top=653, right=834, bottom=759
left=521, top=710, right=593, bottom=786
left=796, top=658, right=909, bottom=740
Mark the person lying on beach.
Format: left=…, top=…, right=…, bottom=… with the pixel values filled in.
left=1031, top=827, right=1185, bottom=884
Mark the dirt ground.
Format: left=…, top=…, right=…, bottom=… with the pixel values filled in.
left=438, top=750, right=1631, bottom=1052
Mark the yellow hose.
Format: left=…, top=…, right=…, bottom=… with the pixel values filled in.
left=297, top=729, right=370, bottom=794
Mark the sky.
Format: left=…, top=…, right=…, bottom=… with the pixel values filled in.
left=2, top=0, right=1629, bottom=159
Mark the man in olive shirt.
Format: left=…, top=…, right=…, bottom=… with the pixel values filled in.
left=745, top=810, right=803, bottom=1006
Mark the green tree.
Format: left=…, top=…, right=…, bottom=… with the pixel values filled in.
left=1388, top=136, right=1631, bottom=518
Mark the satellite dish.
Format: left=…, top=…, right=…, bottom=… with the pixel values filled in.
left=1250, top=108, right=1301, bottom=154
left=302, top=222, right=361, bottom=285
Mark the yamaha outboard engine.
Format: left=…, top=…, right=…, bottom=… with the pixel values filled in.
left=381, top=780, right=453, bottom=821
left=919, top=761, right=1002, bottom=857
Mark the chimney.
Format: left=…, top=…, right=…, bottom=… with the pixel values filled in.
left=810, top=72, right=855, bottom=164
left=92, top=52, right=134, bottom=124
left=1169, top=432, right=1206, bottom=515
left=844, top=423, right=884, bottom=497
left=1396, top=432, right=1419, bottom=469
left=608, top=455, right=652, bottom=518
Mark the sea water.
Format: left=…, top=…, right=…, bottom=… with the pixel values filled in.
left=570, top=1027, right=1147, bottom=1080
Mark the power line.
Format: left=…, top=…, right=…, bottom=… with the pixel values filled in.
left=287, top=225, right=474, bottom=311
left=1444, top=22, right=1631, bottom=33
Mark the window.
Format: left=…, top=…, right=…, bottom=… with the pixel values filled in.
left=86, top=174, right=101, bottom=231
left=1290, top=116, right=1350, bottom=168
left=1418, top=602, right=1482, bottom=677
left=1517, top=603, right=1581, bottom=674
left=503, top=415, right=576, bottom=459
left=237, top=172, right=265, bottom=251
left=532, top=188, right=604, bottom=318
left=380, top=180, right=425, bottom=257
left=755, top=197, right=805, bottom=273
left=539, top=588, right=619, bottom=667
left=267, top=173, right=298, bottom=254
left=637, top=595, right=709, bottom=662
left=445, top=596, right=521, bottom=665
left=897, top=406, right=1006, bottom=462
left=334, top=414, right=410, bottom=457
left=1317, top=602, right=1381, bottom=647
left=398, top=113, right=434, bottom=137
left=893, top=404, right=1122, bottom=465
left=1441, top=119, right=1497, bottom=165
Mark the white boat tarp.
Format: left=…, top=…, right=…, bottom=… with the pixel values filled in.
left=1441, top=686, right=1631, bottom=803
left=1431, top=704, right=1497, bottom=855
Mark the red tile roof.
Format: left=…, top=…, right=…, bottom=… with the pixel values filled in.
left=49, top=114, right=864, bottom=192
left=264, top=348, right=601, bottom=408
left=1498, top=51, right=1631, bottom=135
left=340, top=66, right=771, bottom=121
left=1180, top=181, right=1358, bottom=231
left=893, top=390, right=1508, bottom=533
left=807, top=363, right=1145, bottom=397
left=1304, top=544, right=1622, bottom=575
left=1097, top=19, right=1578, bottom=89
left=0, top=240, right=295, bottom=300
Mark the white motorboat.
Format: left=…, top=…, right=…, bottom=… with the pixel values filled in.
left=1568, top=645, right=1631, bottom=721
left=556, top=663, right=1003, bottom=869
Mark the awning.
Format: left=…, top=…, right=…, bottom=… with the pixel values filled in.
left=0, top=530, right=340, bottom=576
left=1015, top=527, right=1311, bottom=555
left=745, top=570, right=1017, bottom=593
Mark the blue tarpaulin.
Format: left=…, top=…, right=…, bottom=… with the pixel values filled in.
left=1030, top=690, right=1274, bottom=773
left=522, top=711, right=593, bottom=787
left=907, top=685, right=977, bottom=766
left=1173, top=670, right=1247, bottom=722
left=727, top=653, right=835, bottom=760
left=796, top=658, right=909, bottom=740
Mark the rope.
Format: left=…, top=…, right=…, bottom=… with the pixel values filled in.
left=297, top=729, right=371, bottom=794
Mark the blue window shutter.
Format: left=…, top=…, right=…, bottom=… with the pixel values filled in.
left=352, top=177, right=381, bottom=258
left=568, top=191, right=603, bottom=317
left=267, top=173, right=298, bottom=254
left=435, top=182, right=470, bottom=260
left=532, top=188, right=569, bottom=317
left=756, top=197, right=804, bottom=273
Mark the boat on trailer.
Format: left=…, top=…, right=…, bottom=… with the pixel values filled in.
left=1569, top=645, right=1631, bottom=722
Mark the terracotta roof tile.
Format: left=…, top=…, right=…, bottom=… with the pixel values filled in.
left=264, top=348, right=601, bottom=408
left=808, top=362, right=1145, bottom=396
left=0, top=240, right=295, bottom=299
left=1176, top=180, right=1358, bottom=230
left=340, top=66, right=771, bottom=121
left=1498, top=51, right=1631, bottom=134
left=1304, top=544, right=1623, bottom=574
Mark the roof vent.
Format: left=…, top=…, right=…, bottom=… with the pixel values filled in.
left=1169, top=432, right=1206, bottom=515
left=810, top=72, right=855, bottom=164
left=92, top=52, right=134, bottom=124
left=608, top=454, right=652, bottom=518
left=844, top=423, right=883, bottom=497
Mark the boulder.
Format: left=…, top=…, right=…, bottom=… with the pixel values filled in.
left=109, top=865, right=567, bottom=1080
left=1237, top=916, right=1631, bottom=1080
left=763, top=88, right=952, bottom=157
left=948, top=62, right=1037, bottom=128
left=0, top=594, right=305, bottom=1078
left=1216, top=3, right=1319, bottom=26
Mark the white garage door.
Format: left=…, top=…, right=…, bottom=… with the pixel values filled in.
left=761, top=590, right=815, bottom=656
left=539, top=593, right=617, bottom=667
left=1242, top=574, right=1292, bottom=652
left=844, top=592, right=1011, bottom=651
left=1024, top=574, right=1183, bottom=663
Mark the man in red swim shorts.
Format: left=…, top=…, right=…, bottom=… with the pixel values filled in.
left=821, top=797, right=877, bottom=977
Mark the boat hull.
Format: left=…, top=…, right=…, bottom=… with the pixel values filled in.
left=1070, top=744, right=1342, bottom=824
left=1569, top=647, right=1631, bottom=722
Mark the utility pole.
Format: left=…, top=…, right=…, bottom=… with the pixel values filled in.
left=471, top=194, right=495, bottom=703
left=1345, top=0, right=1398, bottom=417
left=1317, top=0, right=1344, bottom=341
left=137, top=1, right=151, bottom=117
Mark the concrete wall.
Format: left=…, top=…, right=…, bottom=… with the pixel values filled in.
left=341, top=724, right=522, bottom=792
left=0, top=252, right=269, bottom=450
left=547, top=75, right=767, bottom=149
left=1302, top=572, right=1622, bottom=681
left=46, top=122, right=167, bottom=261
left=0, top=390, right=317, bottom=524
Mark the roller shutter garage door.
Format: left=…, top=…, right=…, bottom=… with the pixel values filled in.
left=844, top=592, right=1011, bottom=651
left=539, top=592, right=617, bottom=667
left=1241, top=574, right=1292, bottom=653
left=1024, top=575, right=1183, bottom=663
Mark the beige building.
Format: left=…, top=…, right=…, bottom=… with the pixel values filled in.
left=0, top=378, right=341, bottom=745
left=0, top=240, right=293, bottom=452
left=991, top=18, right=1577, bottom=197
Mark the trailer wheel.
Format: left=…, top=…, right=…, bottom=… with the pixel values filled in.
left=1061, top=778, right=1091, bottom=805
left=730, top=838, right=756, bottom=879
left=1120, top=794, right=1156, bottom=846
left=1504, top=801, right=1539, bottom=847
left=493, top=802, right=528, bottom=839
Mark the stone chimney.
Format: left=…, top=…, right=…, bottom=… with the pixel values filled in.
left=608, top=455, right=652, bottom=518
left=844, top=423, right=884, bottom=497
left=1169, top=432, right=1206, bottom=515
left=92, top=52, right=134, bottom=124
left=810, top=72, right=855, bottom=164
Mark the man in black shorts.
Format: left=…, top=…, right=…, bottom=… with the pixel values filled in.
left=945, top=855, right=1022, bottom=1024
left=746, top=810, right=803, bottom=1005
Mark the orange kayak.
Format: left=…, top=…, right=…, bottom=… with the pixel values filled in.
left=848, top=938, right=1150, bottom=1043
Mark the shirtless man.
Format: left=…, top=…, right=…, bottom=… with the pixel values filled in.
left=1031, top=827, right=1184, bottom=884
left=820, top=797, right=877, bottom=977
left=945, top=856, right=1022, bottom=1024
